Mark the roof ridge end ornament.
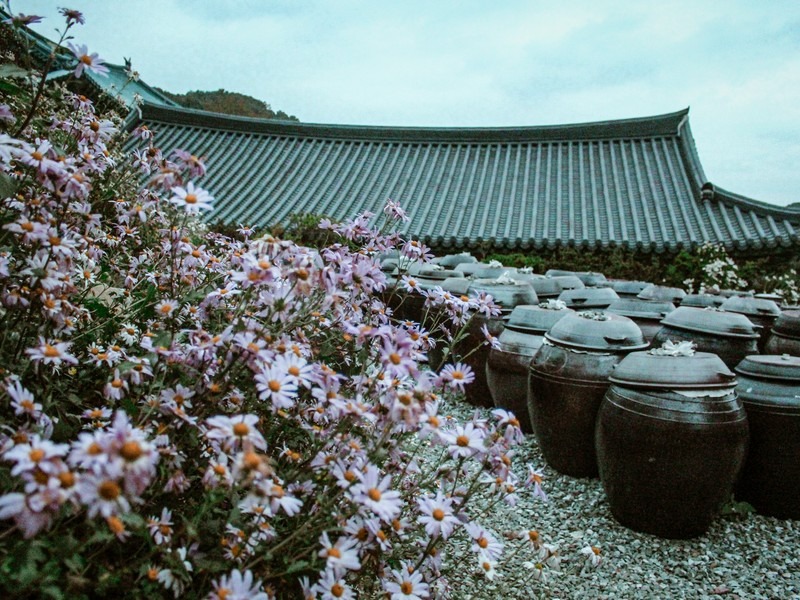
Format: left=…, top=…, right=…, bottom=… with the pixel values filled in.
left=701, top=182, right=716, bottom=202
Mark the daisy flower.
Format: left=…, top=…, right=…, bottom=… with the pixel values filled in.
left=169, top=181, right=214, bottom=213
left=580, top=544, right=603, bottom=568
left=313, top=570, right=355, bottom=600
left=147, top=507, right=174, bottom=545
left=205, top=414, right=267, bottom=452
left=24, top=338, right=78, bottom=367
left=254, top=365, right=298, bottom=411
left=438, top=422, right=486, bottom=459
left=525, top=465, right=548, bottom=501
left=67, top=43, right=109, bottom=78
left=350, top=465, right=402, bottom=522
left=437, top=362, right=475, bottom=391
left=417, top=492, right=460, bottom=539
left=465, top=522, right=504, bottom=561
left=318, top=532, right=361, bottom=574
left=208, top=568, right=269, bottom=600
left=383, top=564, right=430, bottom=600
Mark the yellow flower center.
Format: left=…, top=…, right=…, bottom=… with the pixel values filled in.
left=331, top=583, right=344, bottom=598
left=456, top=435, right=470, bottom=447
left=184, top=193, right=197, bottom=205
left=80, top=55, right=93, bottom=65
left=120, top=441, right=142, bottom=461
left=43, top=345, right=61, bottom=358
left=432, top=508, right=445, bottom=521
left=327, top=547, right=341, bottom=559
left=98, top=480, right=121, bottom=500
left=268, top=380, right=281, bottom=392
left=401, top=582, right=413, bottom=594
left=28, top=448, right=45, bottom=462
left=389, top=353, right=402, bottom=365
left=232, top=422, right=250, bottom=436
left=367, top=488, right=382, bottom=502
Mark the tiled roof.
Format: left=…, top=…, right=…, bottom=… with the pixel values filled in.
left=128, top=103, right=800, bottom=253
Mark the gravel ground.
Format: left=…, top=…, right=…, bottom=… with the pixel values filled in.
left=436, top=398, right=800, bottom=600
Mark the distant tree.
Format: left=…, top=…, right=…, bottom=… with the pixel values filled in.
left=155, top=88, right=299, bottom=121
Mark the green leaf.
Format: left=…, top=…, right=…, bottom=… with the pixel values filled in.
left=0, top=64, right=32, bottom=79
left=0, top=80, right=24, bottom=95
left=285, top=560, right=311, bottom=575
left=0, top=173, right=17, bottom=199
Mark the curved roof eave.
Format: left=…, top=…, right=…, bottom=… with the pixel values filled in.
left=135, top=102, right=691, bottom=144
left=702, top=182, right=800, bottom=219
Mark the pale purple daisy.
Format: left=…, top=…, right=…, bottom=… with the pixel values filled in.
left=169, top=181, right=214, bottom=213
left=383, top=563, right=430, bottom=600
left=417, top=492, right=460, bottom=539
left=67, top=43, right=109, bottom=78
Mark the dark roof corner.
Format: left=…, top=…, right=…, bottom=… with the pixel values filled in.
left=700, top=182, right=716, bottom=202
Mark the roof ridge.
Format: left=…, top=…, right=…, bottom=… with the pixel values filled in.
left=137, top=102, right=691, bottom=144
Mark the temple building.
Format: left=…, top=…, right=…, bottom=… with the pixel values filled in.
left=128, top=103, right=799, bottom=253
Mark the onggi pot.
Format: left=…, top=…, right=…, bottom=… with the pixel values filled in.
left=457, top=279, right=538, bottom=407
left=486, top=302, right=573, bottom=432
left=734, top=354, right=800, bottom=519
left=720, top=296, right=781, bottom=353
left=596, top=344, right=748, bottom=538
left=652, top=306, right=759, bottom=369
left=764, top=310, right=800, bottom=357
left=528, top=311, right=647, bottom=477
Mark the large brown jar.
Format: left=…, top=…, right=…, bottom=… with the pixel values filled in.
left=720, top=296, right=781, bottom=353
left=528, top=311, right=647, bottom=477
left=486, top=303, right=573, bottom=432
left=734, top=354, right=800, bottom=519
left=764, top=310, right=800, bottom=357
left=457, top=279, right=538, bottom=407
left=653, top=306, right=759, bottom=369
left=596, top=345, right=748, bottom=538
left=607, top=298, right=676, bottom=343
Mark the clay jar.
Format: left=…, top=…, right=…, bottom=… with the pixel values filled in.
left=653, top=306, right=760, bottom=369
left=681, top=294, right=724, bottom=309
left=457, top=278, right=538, bottom=408
left=528, top=311, right=647, bottom=477
left=595, top=345, right=748, bottom=538
left=486, top=303, right=574, bottom=432
left=764, top=310, right=800, bottom=357
left=734, top=354, right=800, bottom=519
left=720, top=296, right=781, bottom=353
left=607, top=297, right=676, bottom=343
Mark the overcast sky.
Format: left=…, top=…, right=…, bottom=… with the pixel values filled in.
left=21, top=1, right=800, bottom=207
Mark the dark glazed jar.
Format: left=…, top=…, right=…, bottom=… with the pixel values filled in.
left=720, top=296, right=781, bottom=353
left=486, top=303, right=573, bottom=432
left=457, top=279, right=538, bottom=408
left=607, top=298, right=676, bottom=343
left=528, top=311, right=647, bottom=477
left=764, top=310, right=800, bottom=357
left=652, top=306, right=759, bottom=369
left=734, top=354, right=800, bottom=519
left=595, top=345, right=748, bottom=538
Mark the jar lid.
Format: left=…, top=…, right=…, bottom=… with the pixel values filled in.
left=720, top=296, right=781, bottom=317
left=607, top=298, right=676, bottom=320
left=610, top=280, right=653, bottom=296
left=467, top=278, right=538, bottom=308
left=660, top=306, right=760, bottom=339
left=557, top=287, right=620, bottom=309
left=440, top=277, right=472, bottom=295
left=530, top=278, right=563, bottom=297
left=545, top=311, right=648, bottom=351
left=436, top=253, right=477, bottom=268
left=772, top=310, right=800, bottom=339
left=734, top=354, right=800, bottom=381
left=609, top=345, right=737, bottom=389
left=506, top=304, right=574, bottom=333
left=575, top=272, right=608, bottom=287
left=637, top=285, right=687, bottom=303
left=548, top=275, right=585, bottom=291
left=416, top=268, right=463, bottom=282
left=680, top=294, right=724, bottom=308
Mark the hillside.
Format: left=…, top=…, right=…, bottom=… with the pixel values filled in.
left=155, top=88, right=299, bottom=121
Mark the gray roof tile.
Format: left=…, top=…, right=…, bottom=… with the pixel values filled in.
left=127, top=104, right=800, bottom=253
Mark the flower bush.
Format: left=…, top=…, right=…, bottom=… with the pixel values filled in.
left=0, top=11, right=551, bottom=599
left=681, top=243, right=748, bottom=295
